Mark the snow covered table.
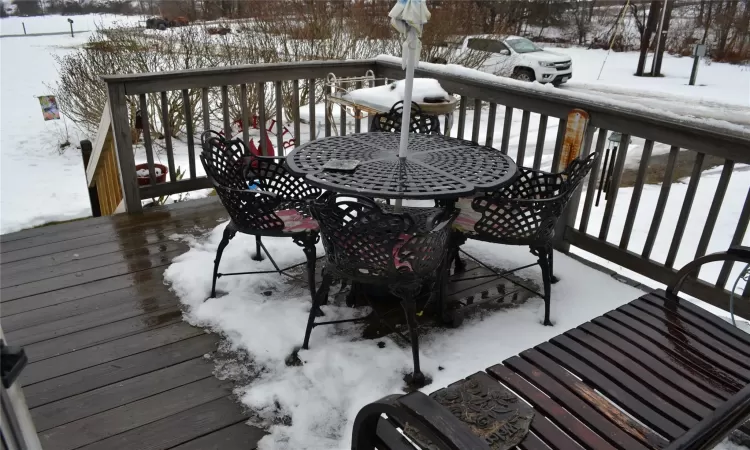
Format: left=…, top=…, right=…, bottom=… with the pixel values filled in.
left=286, top=132, right=517, bottom=200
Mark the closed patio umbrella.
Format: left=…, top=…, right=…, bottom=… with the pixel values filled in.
left=389, top=0, right=430, bottom=210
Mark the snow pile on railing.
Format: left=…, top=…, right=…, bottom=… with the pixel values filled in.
left=375, top=55, right=750, bottom=136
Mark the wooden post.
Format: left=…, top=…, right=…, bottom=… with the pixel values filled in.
left=107, top=82, right=142, bottom=213
left=80, top=140, right=102, bottom=217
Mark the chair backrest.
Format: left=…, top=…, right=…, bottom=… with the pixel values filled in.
left=370, top=101, right=441, bottom=135
left=200, top=131, right=286, bottom=232
left=472, top=152, right=598, bottom=245
left=311, top=194, right=453, bottom=280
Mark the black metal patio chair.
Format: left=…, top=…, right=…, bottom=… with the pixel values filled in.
left=451, top=152, right=599, bottom=326
left=370, top=101, right=441, bottom=134
left=302, top=193, right=457, bottom=387
left=200, top=131, right=322, bottom=300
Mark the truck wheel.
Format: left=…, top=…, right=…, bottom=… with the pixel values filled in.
left=512, top=68, right=535, bottom=82
left=430, top=57, right=448, bottom=64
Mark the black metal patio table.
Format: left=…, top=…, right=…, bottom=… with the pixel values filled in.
left=285, top=132, right=518, bottom=199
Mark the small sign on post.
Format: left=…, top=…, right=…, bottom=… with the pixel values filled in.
left=689, top=44, right=706, bottom=86
left=38, top=95, right=60, bottom=120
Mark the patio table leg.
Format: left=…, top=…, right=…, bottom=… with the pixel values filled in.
left=392, top=282, right=429, bottom=388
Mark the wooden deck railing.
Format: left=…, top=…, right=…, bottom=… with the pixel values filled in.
left=82, top=101, right=124, bottom=216
left=94, top=58, right=750, bottom=318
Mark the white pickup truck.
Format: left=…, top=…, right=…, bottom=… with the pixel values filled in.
left=448, top=35, right=573, bottom=86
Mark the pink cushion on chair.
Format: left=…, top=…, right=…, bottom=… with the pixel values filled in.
left=276, top=209, right=319, bottom=233
left=453, top=197, right=482, bottom=234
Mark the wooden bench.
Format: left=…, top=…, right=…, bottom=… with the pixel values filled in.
left=352, top=248, right=750, bottom=450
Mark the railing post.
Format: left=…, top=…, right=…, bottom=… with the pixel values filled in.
left=80, top=139, right=102, bottom=218
left=106, top=82, right=142, bottom=213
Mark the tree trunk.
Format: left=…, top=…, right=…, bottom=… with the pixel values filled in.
left=697, top=0, right=706, bottom=24
left=588, top=0, right=597, bottom=22
left=701, top=0, right=713, bottom=43
left=636, top=0, right=661, bottom=76
left=653, top=0, right=674, bottom=75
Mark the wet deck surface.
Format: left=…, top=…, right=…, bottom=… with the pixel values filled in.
left=0, top=197, right=533, bottom=450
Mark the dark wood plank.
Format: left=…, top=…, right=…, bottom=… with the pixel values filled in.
left=0, top=198, right=223, bottom=254
left=4, top=292, right=177, bottom=344
left=578, top=322, right=725, bottom=407
left=550, top=335, right=702, bottom=426
left=518, top=431, right=553, bottom=450
left=497, top=358, right=652, bottom=450
left=39, top=377, right=232, bottom=450
left=488, top=364, right=617, bottom=450
left=2, top=266, right=168, bottom=316
left=24, top=334, right=218, bottom=409
left=168, top=421, right=266, bottom=450
left=644, top=292, right=750, bottom=351
left=563, top=328, right=715, bottom=415
left=24, top=308, right=183, bottom=362
left=80, top=397, right=257, bottom=450
left=22, top=322, right=203, bottom=386
left=529, top=414, right=584, bottom=450
left=1, top=249, right=184, bottom=301
left=536, top=341, right=686, bottom=439
left=519, top=349, right=669, bottom=450
left=629, top=299, right=750, bottom=363
left=599, top=312, right=746, bottom=393
left=1, top=278, right=171, bottom=330
left=2, top=240, right=185, bottom=288
left=31, top=357, right=214, bottom=431
left=616, top=305, right=750, bottom=380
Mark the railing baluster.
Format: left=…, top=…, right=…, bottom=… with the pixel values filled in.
left=324, top=96, right=331, bottom=137
left=340, top=105, right=347, bottom=136
left=471, top=98, right=481, bottom=144
left=665, top=152, right=705, bottom=268
left=240, top=84, right=250, bottom=152
left=275, top=81, right=284, bottom=154
left=533, top=115, right=548, bottom=170
left=500, top=106, right=513, bottom=155
left=579, top=129, right=608, bottom=233
left=550, top=118, right=567, bottom=172
left=182, top=89, right=196, bottom=178
left=201, top=87, right=210, bottom=132
left=598, top=133, right=630, bottom=240
left=354, top=81, right=362, bottom=134
left=516, top=110, right=530, bottom=165
left=160, top=92, right=176, bottom=181
left=308, top=79, right=316, bottom=142
left=221, top=85, right=230, bottom=139
left=643, top=146, right=679, bottom=259
left=485, top=103, right=497, bottom=147
left=619, top=140, right=654, bottom=249
left=716, top=190, right=750, bottom=289
left=292, top=79, right=301, bottom=148
left=456, top=96, right=467, bottom=140
left=257, top=82, right=268, bottom=156
left=138, top=94, right=157, bottom=186
left=696, top=160, right=734, bottom=260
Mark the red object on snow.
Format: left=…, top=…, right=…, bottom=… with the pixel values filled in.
left=135, top=163, right=168, bottom=186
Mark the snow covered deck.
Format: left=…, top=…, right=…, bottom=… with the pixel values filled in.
left=0, top=194, right=671, bottom=450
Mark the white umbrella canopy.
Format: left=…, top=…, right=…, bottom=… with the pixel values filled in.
left=389, top=0, right=430, bottom=160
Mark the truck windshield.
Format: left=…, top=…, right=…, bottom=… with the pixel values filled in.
left=506, top=38, right=542, bottom=53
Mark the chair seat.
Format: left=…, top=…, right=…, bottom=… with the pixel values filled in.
left=276, top=208, right=319, bottom=233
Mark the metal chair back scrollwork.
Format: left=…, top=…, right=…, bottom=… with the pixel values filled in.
left=199, top=131, right=321, bottom=302
left=454, top=152, right=599, bottom=326
left=302, top=193, right=457, bottom=387
left=370, top=101, right=441, bottom=135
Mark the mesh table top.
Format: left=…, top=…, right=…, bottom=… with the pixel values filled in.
left=286, top=132, right=518, bottom=199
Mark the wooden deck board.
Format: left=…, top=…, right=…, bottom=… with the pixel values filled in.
left=1, top=197, right=517, bottom=450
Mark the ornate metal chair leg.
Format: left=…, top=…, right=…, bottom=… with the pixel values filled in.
left=303, top=270, right=333, bottom=349
left=548, top=245, right=560, bottom=284
left=210, top=224, right=236, bottom=298
left=252, top=235, right=264, bottom=261
left=536, top=248, right=553, bottom=326
left=392, top=283, right=428, bottom=388
left=298, top=233, right=319, bottom=307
